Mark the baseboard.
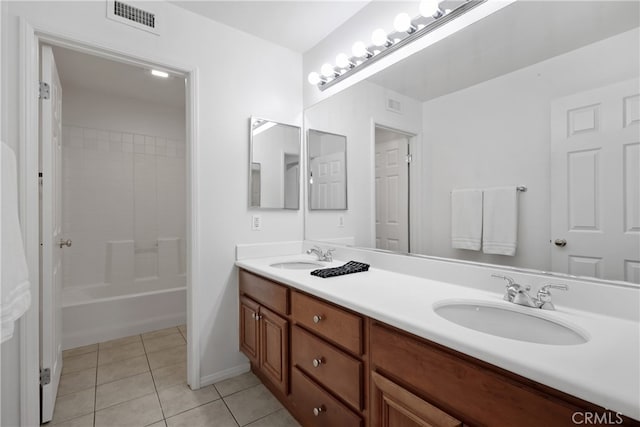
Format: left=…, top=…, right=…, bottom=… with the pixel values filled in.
left=199, top=363, right=251, bottom=387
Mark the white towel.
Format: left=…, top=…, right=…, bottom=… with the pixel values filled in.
left=483, top=186, right=518, bottom=256
left=451, top=189, right=483, bottom=251
left=2, top=142, right=32, bottom=343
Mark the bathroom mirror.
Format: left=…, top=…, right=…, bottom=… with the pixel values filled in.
left=304, top=1, right=640, bottom=284
left=249, top=117, right=301, bottom=209
left=308, top=129, right=348, bottom=210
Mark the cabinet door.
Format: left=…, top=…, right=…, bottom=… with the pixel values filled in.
left=259, top=306, right=289, bottom=394
left=371, top=372, right=462, bottom=427
left=240, top=296, right=260, bottom=366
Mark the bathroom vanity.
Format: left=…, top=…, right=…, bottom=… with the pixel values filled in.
left=236, top=254, right=640, bottom=427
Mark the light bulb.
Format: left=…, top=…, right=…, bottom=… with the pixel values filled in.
left=307, top=72, right=321, bottom=85
left=352, top=41, right=369, bottom=58
left=393, top=13, right=414, bottom=33
left=335, top=53, right=352, bottom=69
left=419, top=0, right=440, bottom=17
left=320, top=63, right=335, bottom=78
left=371, top=28, right=390, bottom=47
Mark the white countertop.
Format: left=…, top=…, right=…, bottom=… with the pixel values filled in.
left=236, top=254, right=640, bottom=420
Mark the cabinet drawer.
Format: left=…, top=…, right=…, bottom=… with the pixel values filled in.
left=292, top=326, right=362, bottom=410
left=291, top=367, right=362, bottom=427
left=371, top=323, right=594, bottom=427
left=239, top=269, right=288, bottom=315
left=291, top=291, right=362, bottom=355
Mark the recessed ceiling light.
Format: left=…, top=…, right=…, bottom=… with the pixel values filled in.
left=151, top=69, right=169, bottom=78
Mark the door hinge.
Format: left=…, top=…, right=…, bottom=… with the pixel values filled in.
left=406, top=154, right=413, bottom=163
left=39, top=81, right=50, bottom=100
left=40, top=368, right=51, bottom=386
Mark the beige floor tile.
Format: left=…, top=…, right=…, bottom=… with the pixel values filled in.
left=96, top=372, right=156, bottom=410
left=147, top=344, right=186, bottom=370
left=223, top=384, right=283, bottom=426
left=50, top=413, right=94, bottom=427
left=94, top=393, right=163, bottom=427
left=52, top=388, right=95, bottom=424
left=58, top=367, right=96, bottom=396
left=98, top=340, right=145, bottom=366
left=165, top=400, right=238, bottom=427
left=146, top=421, right=166, bottom=427
left=62, top=344, right=98, bottom=359
left=214, top=371, right=260, bottom=397
left=98, top=334, right=141, bottom=350
left=62, top=352, right=98, bottom=375
left=142, top=327, right=179, bottom=340
left=158, top=383, right=220, bottom=417
left=97, top=355, right=149, bottom=385
left=177, top=324, right=186, bottom=339
left=143, top=331, right=186, bottom=353
left=246, top=409, right=300, bottom=427
left=151, top=362, right=186, bottom=390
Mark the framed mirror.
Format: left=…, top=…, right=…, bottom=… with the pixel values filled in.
left=308, top=129, right=348, bottom=210
left=249, top=117, right=301, bottom=210
left=304, top=1, right=640, bottom=285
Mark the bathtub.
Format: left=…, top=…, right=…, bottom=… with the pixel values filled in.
left=62, top=275, right=186, bottom=350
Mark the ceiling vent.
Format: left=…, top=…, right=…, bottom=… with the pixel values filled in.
left=106, top=1, right=162, bottom=35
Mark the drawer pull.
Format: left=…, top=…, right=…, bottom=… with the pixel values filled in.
left=312, top=357, right=324, bottom=368
left=313, top=405, right=325, bottom=416
left=312, top=315, right=323, bottom=323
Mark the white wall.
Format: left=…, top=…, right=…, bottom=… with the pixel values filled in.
left=421, top=28, right=640, bottom=271
left=1, top=1, right=303, bottom=419
left=61, top=85, right=186, bottom=288
left=305, top=80, right=422, bottom=246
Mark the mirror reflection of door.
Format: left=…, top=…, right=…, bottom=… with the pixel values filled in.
left=250, top=163, right=261, bottom=207
left=308, top=130, right=347, bottom=210
left=283, top=154, right=299, bottom=210
left=375, top=127, right=411, bottom=253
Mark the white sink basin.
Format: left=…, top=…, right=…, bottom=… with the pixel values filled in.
left=270, top=261, right=323, bottom=270
left=433, top=300, right=588, bottom=345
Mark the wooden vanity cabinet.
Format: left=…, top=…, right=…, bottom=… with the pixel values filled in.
left=239, top=270, right=289, bottom=395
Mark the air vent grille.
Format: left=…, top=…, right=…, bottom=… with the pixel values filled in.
left=114, top=1, right=155, bottom=28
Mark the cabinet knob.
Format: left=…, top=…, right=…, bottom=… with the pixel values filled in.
left=251, top=312, right=256, bottom=319
left=312, top=358, right=324, bottom=368
left=313, top=405, right=325, bottom=416
left=312, top=315, right=323, bottom=324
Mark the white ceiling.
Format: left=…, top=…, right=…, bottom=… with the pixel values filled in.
left=368, top=1, right=640, bottom=102
left=170, top=1, right=370, bottom=53
left=52, top=46, right=186, bottom=108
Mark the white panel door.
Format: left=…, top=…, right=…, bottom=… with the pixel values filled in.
left=551, top=78, right=640, bottom=283
left=375, top=137, right=409, bottom=252
left=40, top=45, right=64, bottom=422
left=310, top=151, right=346, bottom=209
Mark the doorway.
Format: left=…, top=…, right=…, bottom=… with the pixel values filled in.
left=38, top=44, right=190, bottom=422
left=374, top=126, right=414, bottom=253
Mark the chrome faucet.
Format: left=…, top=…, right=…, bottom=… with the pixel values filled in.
left=306, top=245, right=334, bottom=262
left=492, top=274, right=568, bottom=310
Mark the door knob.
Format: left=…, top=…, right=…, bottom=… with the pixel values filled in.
left=554, top=239, right=567, bottom=247
left=58, top=239, right=72, bottom=248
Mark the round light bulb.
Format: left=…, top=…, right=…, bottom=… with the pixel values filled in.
left=371, top=28, right=389, bottom=47
left=419, top=0, right=440, bottom=17
left=307, top=71, right=321, bottom=85
left=352, top=41, right=368, bottom=58
left=336, top=53, right=351, bottom=69
left=320, top=63, right=335, bottom=78
left=393, top=13, right=413, bottom=33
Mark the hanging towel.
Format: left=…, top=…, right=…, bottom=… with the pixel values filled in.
left=483, top=186, right=518, bottom=256
left=451, top=189, right=483, bottom=251
left=1, top=141, right=32, bottom=343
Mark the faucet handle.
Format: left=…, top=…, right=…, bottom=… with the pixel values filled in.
left=491, top=274, right=515, bottom=286
left=536, top=284, right=568, bottom=310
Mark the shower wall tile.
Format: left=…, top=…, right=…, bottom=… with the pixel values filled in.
left=61, top=124, right=185, bottom=288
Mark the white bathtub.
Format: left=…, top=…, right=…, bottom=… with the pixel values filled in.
left=62, top=276, right=186, bottom=350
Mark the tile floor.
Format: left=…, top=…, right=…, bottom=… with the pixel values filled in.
left=51, top=325, right=300, bottom=427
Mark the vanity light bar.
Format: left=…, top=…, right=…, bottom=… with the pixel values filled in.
left=308, top=0, right=486, bottom=92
